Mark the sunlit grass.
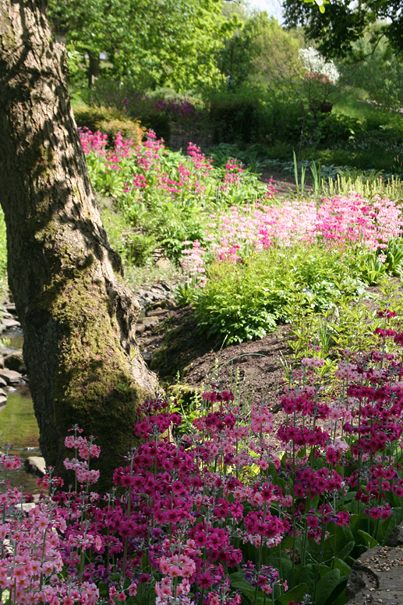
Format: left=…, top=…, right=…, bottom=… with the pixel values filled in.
left=0, top=390, right=39, bottom=448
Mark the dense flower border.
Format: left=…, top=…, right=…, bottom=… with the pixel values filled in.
left=1, top=316, right=402, bottom=605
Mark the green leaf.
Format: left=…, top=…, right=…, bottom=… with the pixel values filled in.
left=230, top=572, right=267, bottom=605
left=337, top=540, right=355, bottom=560
left=356, top=530, right=379, bottom=548
left=315, top=569, right=342, bottom=605
left=278, top=583, right=310, bottom=605
left=333, top=557, right=352, bottom=577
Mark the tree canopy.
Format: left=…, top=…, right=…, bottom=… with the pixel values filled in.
left=48, top=0, right=236, bottom=91
left=220, top=12, right=303, bottom=90
left=284, top=0, right=403, bottom=57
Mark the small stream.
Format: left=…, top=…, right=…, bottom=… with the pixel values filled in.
left=0, top=329, right=40, bottom=493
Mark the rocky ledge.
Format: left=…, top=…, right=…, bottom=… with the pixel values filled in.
left=346, top=526, right=403, bottom=605
left=0, top=300, right=27, bottom=394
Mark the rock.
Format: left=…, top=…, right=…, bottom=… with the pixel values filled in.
left=387, top=524, right=403, bottom=547
left=159, top=281, right=172, bottom=291
left=142, top=350, right=153, bottom=362
left=347, top=537, right=403, bottom=605
left=136, top=323, right=146, bottom=336
left=16, top=502, right=37, bottom=513
left=4, top=302, right=16, bottom=314
left=155, top=258, right=172, bottom=270
left=1, top=318, right=20, bottom=330
left=4, top=352, right=26, bottom=373
left=25, top=456, right=46, bottom=476
left=146, top=307, right=166, bottom=318
left=142, top=316, right=160, bottom=330
left=0, top=368, right=22, bottom=384
left=0, top=377, right=7, bottom=387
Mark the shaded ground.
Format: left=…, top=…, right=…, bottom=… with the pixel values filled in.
left=182, top=324, right=291, bottom=404
left=259, top=167, right=305, bottom=195
left=347, top=528, right=403, bottom=605
left=138, top=302, right=293, bottom=406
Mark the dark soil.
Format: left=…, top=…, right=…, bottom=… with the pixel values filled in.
left=138, top=304, right=293, bottom=406
left=183, top=324, right=291, bottom=404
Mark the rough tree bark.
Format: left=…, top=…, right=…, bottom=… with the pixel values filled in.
left=0, top=0, right=158, bottom=484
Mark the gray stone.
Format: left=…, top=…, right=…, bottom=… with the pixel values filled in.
left=0, top=368, right=22, bottom=384
left=347, top=538, right=403, bottom=605
left=146, top=307, right=166, bottom=317
left=1, top=318, right=20, bottom=330
left=142, top=350, right=152, bottom=362
left=4, top=302, right=16, bottom=314
left=159, top=281, right=172, bottom=291
left=25, top=456, right=46, bottom=476
left=16, top=502, right=37, bottom=513
left=136, top=323, right=146, bottom=336
left=0, top=377, right=7, bottom=387
left=4, top=352, right=26, bottom=373
left=142, top=316, right=160, bottom=330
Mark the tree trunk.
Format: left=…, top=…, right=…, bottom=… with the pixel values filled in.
left=0, top=0, right=158, bottom=486
left=87, top=50, right=100, bottom=89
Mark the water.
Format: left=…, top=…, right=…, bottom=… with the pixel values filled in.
left=0, top=330, right=40, bottom=493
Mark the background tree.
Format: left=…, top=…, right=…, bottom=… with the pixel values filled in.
left=339, top=29, right=403, bottom=110
left=220, top=12, right=303, bottom=90
left=0, top=0, right=157, bottom=485
left=48, top=0, right=235, bottom=93
left=284, top=0, right=403, bottom=57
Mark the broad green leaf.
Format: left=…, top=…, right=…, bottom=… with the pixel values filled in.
left=315, top=569, right=342, bottom=605
left=356, top=530, right=379, bottom=548
left=333, top=557, right=352, bottom=576
left=278, top=583, right=310, bottom=605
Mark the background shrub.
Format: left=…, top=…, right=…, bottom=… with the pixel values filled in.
left=73, top=103, right=144, bottom=145
left=189, top=243, right=388, bottom=344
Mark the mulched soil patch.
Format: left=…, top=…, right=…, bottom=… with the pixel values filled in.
left=138, top=305, right=293, bottom=406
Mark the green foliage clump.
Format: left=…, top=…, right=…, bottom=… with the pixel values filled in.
left=219, top=12, right=303, bottom=90
left=188, top=243, right=398, bottom=344
left=290, top=276, right=403, bottom=365
left=49, top=0, right=234, bottom=93
left=284, top=0, right=403, bottom=58
left=340, top=34, right=403, bottom=110
left=73, top=103, right=144, bottom=145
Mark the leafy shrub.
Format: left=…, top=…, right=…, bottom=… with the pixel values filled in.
left=209, top=90, right=263, bottom=145
left=73, top=103, right=144, bottom=145
left=208, top=90, right=307, bottom=147
left=189, top=244, right=372, bottom=344
left=317, top=113, right=365, bottom=146
left=291, top=276, right=403, bottom=363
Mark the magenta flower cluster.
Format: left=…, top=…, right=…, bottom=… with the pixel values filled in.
left=1, top=316, right=402, bottom=605
left=79, top=129, right=272, bottom=216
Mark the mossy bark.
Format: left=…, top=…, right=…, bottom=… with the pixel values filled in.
left=0, top=0, right=158, bottom=486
